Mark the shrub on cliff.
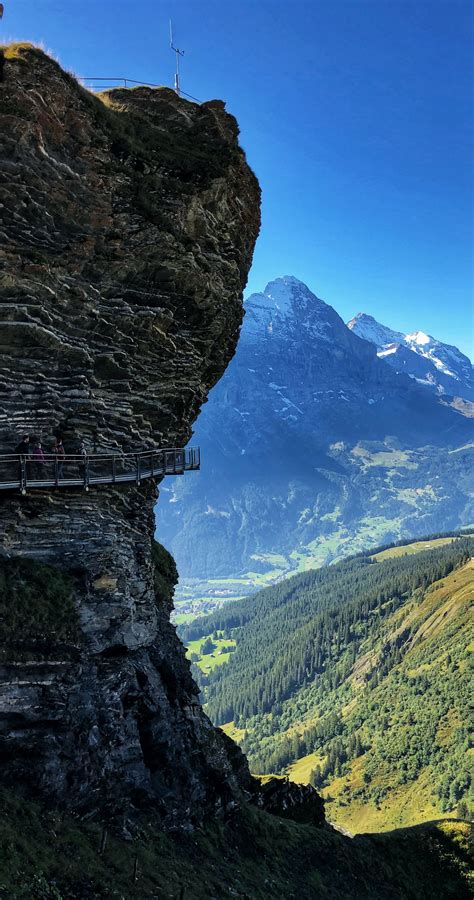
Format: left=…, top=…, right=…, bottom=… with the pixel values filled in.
left=0, top=557, right=80, bottom=660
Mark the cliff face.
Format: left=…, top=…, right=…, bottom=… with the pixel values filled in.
left=0, top=45, right=260, bottom=823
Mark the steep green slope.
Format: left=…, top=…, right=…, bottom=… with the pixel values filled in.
left=183, top=538, right=473, bottom=832
left=302, top=559, right=473, bottom=832
left=0, top=788, right=471, bottom=899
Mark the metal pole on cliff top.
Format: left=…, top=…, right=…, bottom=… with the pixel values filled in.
left=169, top=19, right=184, bottom=96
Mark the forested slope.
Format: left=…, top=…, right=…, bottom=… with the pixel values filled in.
left=182, top=538, right=474, bottom=832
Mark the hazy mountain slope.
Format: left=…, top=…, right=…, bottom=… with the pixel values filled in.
left=348, top=312, right=474, bottom=400
left=157, top=277, right=474, bottom=602
left=181, top=537, right=473, bottom=833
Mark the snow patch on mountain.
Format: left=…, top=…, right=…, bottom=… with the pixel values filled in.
left=406, top=330, right=430, bottom=347
left=378, top=345, right=398, bottom=358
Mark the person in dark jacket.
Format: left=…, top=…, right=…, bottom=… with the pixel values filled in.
left=15, top=435, right=30, bottom=456
left=15, top=435, right=30, bottom=484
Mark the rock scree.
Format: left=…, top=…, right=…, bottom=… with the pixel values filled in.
left=0, top=44, right=269, bottom=826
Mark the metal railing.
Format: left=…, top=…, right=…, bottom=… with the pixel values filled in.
left=0, top=447, right=200, bottom=494
left=80, top=77, right=201, bottom=103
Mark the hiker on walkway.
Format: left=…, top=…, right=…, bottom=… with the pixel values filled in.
left=15, top=435, right=30, bottom=456
left=15, top=435, right=31, bottom=482
left=78, top=440, right=87, bottom=478
left=52, top=438, right=65, bottom=479
left=32, top=441, right=45, bottom=477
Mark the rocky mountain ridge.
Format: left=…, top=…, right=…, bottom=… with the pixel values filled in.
left=348, top=311, right=474, bottom=400
left=158, top=276, right=473, bottom=595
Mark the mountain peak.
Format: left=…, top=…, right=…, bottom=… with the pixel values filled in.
left=348, top=311, right=473, bottom=399
left=258, top=276, right=324, bottom=312
left=243, top=276, right=343, bottom=344
left=264, top=275, right=306, bottom=293
left=347, top=312, right=405, bottom=348
left=405, top=330, right=431, bottom=347
left=348, top=312, right=375, bottom=325
left=259, top=276, right=305, bottom=315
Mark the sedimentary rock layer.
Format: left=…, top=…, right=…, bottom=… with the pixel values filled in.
left=0, top=45, right=260, bottom=823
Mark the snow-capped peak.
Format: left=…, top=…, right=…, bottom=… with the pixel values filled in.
left=250, top=276, right=325, bottom=315
left=249, top=276, right=300, bottom=317
left=406, top=330, right=431, bottom=347
left=347, top=313, right=405, bottom=350
left=265, top=275, right=306, bottom=298
left=243, top=276, right=337, bottom=344
left=348, top=311, right=473, bottom=399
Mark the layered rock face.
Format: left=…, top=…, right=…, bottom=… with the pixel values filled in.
left=0, top=46, right=260, bottom=822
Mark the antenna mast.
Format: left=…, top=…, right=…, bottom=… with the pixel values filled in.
left=169, top=20, right=184, bottom=96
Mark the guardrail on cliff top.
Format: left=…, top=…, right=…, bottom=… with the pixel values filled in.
left=0, top=447, right=200, bottom=494
left=80, top=77, right=201, bottom=103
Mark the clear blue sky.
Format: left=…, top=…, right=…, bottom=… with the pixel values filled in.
left=3, top=0, right=473, bottom=356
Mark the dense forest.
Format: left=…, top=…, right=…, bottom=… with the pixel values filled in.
left=182, top=536, right=473, bottom=829
left=183, top=538, right=472, bottom=723
left=181, top=529, right=472, bottom=642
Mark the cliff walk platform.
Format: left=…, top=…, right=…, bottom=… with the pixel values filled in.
left=0, top=447, right=200, bottom=494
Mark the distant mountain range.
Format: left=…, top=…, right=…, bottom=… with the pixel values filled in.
left=347, top=312, right=474, bottom=401
left=157, top=277, right=473, bottom=604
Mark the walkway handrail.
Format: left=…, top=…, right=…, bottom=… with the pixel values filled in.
left=0, top=446, right=197, bottom=461
left=0, top=447, right=200, bottom=494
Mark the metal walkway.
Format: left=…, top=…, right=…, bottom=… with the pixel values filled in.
left=0, top=447, right=199, bottom=494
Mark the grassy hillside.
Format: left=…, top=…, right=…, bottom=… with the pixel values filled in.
left=371, top=536, right=457, bottom=561
left=0, top=788, right=471, bottom=899
left=307, top=560, right=473, bottom=832
left=183, top=538, right=473, bottom=833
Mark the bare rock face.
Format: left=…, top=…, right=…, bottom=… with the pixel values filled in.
left=0, top=45, right=260, bottom=824
left=253, top=776, right=325, bottom=827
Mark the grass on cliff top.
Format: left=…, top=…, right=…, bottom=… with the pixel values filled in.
left=1, top=41, right=49, bottom=60
left=1, top=42, right=245, bottom=198
left=0, top=788, right=471, bottom=899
